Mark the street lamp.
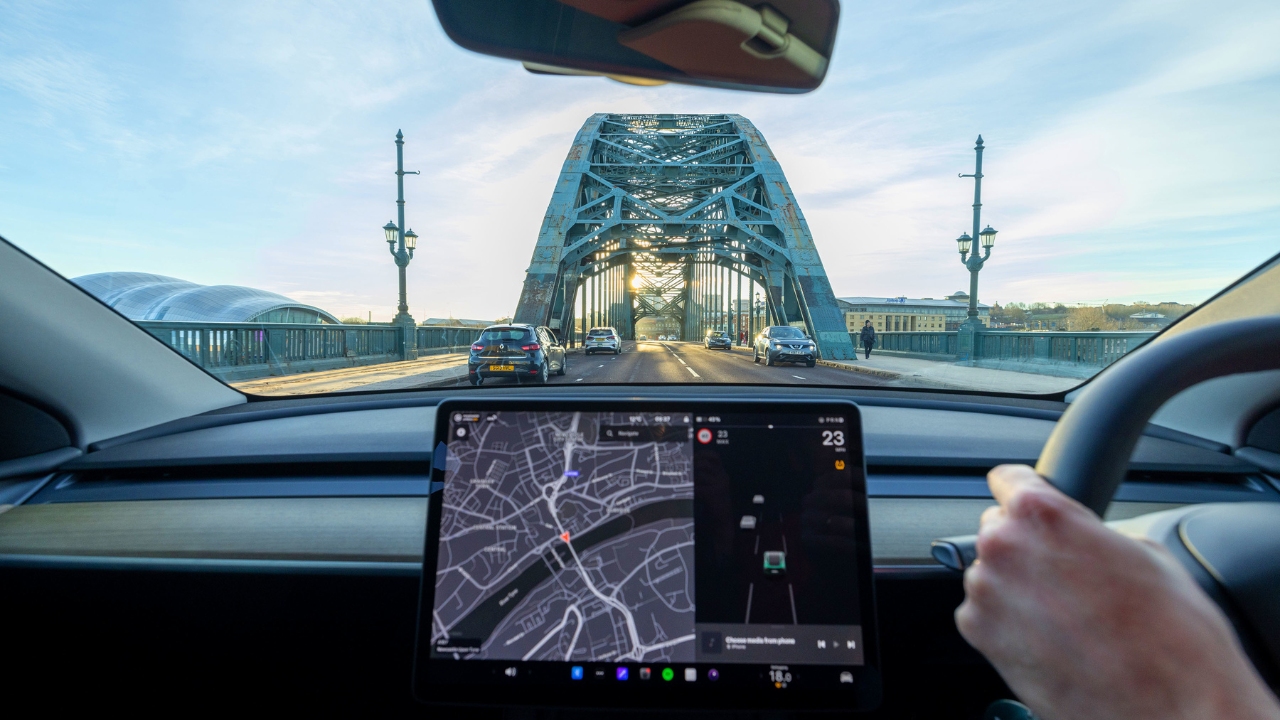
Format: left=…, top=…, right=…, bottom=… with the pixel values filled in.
left=382, top=129, right=421, bottom=358
left=956, top=136, right=999, bottom=324
left=979, top=225, right=997, bottom=250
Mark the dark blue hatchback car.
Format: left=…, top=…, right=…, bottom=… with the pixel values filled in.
left=468, top=324, right=559, bottom=385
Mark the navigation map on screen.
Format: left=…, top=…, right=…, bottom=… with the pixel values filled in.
left=431, top=410, right=697, bottom=663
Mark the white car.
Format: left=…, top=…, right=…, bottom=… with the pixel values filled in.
left=584, top=327, right=621, bottom=354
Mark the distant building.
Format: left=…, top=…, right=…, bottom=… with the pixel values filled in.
left=635, top=316, right=681, bottom=338
left=837, top=292, right=990, bottom=332
left=1129, top=312, right=1170, bottom=328
left=73, top=272, right=340, bottom=324
left=421, top=317, right=496, bottom=329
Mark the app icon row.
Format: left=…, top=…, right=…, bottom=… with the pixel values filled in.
left=570, top=666, right=717, bottom=682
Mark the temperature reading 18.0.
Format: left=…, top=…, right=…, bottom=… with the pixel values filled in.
left=821, top=430, right=845, bottom=447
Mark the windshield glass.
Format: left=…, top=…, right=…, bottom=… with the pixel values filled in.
left=770, top=328, right=806, bottom=340
left=479, top=328, right=532, bottom=343
left=4, top=3, right=1275, bottom=397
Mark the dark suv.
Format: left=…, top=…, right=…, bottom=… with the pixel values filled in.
left=468, top=324, right=565, bottom=385
left=704, top=329, right=732, bottom=349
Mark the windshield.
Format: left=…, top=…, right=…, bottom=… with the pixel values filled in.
left=479, top=328, right=532, bottom=343
left=4, top=3, right=1275, bottom=397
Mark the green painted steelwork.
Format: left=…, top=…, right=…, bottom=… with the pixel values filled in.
left=513, top=113, right=857, bottom=359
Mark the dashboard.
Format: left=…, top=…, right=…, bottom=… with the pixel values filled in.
left=1, top=385, right=1276, bottom=715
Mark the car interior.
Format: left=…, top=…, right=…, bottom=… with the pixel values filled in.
left=2, top=1, right=1278, bottom=717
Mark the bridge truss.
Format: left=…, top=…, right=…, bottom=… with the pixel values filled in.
left=513, top=113, right=856, bottom=360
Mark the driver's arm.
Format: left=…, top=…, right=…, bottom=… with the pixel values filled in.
left=955, top=464, right=1280, bottom=720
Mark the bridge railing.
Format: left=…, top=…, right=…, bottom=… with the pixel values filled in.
left=416, top=326, right=482, bottom=354
left=138, top=321, right=478, bottom=382
left=856, top=330, right=1157, bottom=377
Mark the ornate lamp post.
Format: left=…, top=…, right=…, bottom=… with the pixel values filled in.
left=382, top=130, right=420, bottom=360
left=955, top=136, right=998, bottom=361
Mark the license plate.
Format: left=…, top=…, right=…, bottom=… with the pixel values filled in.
left=489, top=364, right=514, bottom=371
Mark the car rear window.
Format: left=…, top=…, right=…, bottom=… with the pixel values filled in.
left=480, top=328, right=533, bottom=342
left=588, top=329, right=614, bottom=337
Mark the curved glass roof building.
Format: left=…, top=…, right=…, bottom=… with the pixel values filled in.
left=72, top=272, right=340, bottom=324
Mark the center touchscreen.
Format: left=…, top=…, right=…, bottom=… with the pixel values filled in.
left=415, top=401, right=879, bottom=710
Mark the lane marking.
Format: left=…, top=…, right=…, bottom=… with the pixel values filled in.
left=575, top=378, right=583, bottom=382
left=686, top=367, right=700, bottom=378
left=598, top=364, right=604, bottom=368
left=792, top=375, right=806, bottom=380
left=676, top=357, right=686, bottom=365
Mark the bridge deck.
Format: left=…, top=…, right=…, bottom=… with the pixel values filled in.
left=230, top=342, right=1080, bottom=395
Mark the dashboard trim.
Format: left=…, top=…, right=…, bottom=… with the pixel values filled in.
left=16, top=473, right=1274, bottom=506
left=0, top=553, right=424, bottom=575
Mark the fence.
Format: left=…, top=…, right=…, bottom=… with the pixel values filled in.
left=139, top=321, right=478, bottom=381
left=416, top=326, right=482, bottom=354
left=860, top=329, right=1157, bottom=376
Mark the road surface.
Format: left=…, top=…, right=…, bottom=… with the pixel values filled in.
left=468, top=341, right=892, bottom=388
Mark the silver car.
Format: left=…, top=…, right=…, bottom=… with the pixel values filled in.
left=584, top=326, right=621, bottom=354
left=753, top=326, right=817, bottom=367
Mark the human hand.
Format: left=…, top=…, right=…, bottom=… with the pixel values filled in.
left=955, top=464, right=1280, bottom=720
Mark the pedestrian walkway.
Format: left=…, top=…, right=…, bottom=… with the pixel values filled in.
left=231, top=352, right=470, bottom=396
left=820, top=353, right=1082, bottom=394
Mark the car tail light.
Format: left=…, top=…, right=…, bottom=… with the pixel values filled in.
left=608, top=335, right=617, bottom=341
left=471, top=343, right=485, bottom=352
left=521, top=343, right=541, bottom=352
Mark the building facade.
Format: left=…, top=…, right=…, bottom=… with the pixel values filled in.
left=838, top=292, right=990, bottom=333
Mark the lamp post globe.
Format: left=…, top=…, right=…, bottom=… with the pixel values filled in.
left=404, top=229, right=418, bottom=253
left=383, top=221, right=399, bottom=244
left=979, top=225, right=997, bottom=250
left=956, top=232, right=973, bottom=256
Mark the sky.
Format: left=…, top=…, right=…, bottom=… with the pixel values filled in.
left=1, top=0, right=1278, bottom=323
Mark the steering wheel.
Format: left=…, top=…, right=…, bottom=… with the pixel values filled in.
left=931, top=316, right=1280, bottom=682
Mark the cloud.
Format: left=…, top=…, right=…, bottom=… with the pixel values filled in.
left=2, top=0, right=1277, bottom=320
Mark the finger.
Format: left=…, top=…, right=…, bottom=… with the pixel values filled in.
left=987, top=464, right=1052, bottom=509
left=979, top=503, right=1005, bottom=531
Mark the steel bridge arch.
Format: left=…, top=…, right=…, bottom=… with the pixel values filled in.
left=513, top=113, right=856, bottom=360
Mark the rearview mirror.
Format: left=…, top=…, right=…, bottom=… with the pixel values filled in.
left=432, top=0, right=839, bottom=93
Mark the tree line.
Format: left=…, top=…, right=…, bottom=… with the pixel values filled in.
left=989, top=301, right=1194, bottom=331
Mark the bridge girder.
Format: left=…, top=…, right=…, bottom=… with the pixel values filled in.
left=514, top=113, right=856, bottom=359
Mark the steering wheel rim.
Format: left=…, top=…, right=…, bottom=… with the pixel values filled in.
left=1036, top=315, right=1280, bottom=515
left=931, top=316, right=1280, bottom=570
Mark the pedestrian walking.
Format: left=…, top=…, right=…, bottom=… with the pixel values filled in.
left=859, top=320, right=876, bottom=359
